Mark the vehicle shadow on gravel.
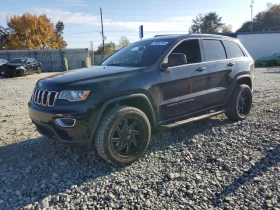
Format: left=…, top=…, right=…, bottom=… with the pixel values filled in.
left=0, top=117, right=244, bottom=208
left=213, top=144, right=280, bottom=207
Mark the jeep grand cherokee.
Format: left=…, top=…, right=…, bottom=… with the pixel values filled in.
left=28, top=34, right=254, bottom=166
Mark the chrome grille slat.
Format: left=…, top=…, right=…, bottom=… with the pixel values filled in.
left=41, top=91, right=46, bottom=106
left=33, top=89, right=38, bottom=101
left=46, top=92, right=51, bottom=106
left=31, top=88, right=59, bottom=107
left=36, top=90, right=41, bottom=104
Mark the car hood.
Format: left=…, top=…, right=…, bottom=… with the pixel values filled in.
left=6, top=63, right=24, bottom=67
left=37, top=66, right=142, bottom=90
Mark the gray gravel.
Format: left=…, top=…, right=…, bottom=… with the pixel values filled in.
left=0, top=68, right=279, bottom=210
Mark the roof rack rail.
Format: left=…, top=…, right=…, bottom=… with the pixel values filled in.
left=154, top=34, right=181, bottom=37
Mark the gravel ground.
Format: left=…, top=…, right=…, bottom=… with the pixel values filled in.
left=0, top=68, right=279, bottom=210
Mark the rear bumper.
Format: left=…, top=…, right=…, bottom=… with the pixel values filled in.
left=28, top=100, right=98, bottom=145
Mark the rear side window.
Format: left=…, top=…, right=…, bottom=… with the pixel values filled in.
left=203, top=40, right=226, bottom=61
left=223, top=41, right=245, bottom=58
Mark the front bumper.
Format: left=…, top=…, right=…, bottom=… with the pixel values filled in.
left=28, top=100, right=98, bottom=145
left=2, top=68, right=20, bottom=76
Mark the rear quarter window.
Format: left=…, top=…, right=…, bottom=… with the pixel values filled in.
left=203, top=40, right=226, bottom=61
left=223, top=41, right=245, bottom=58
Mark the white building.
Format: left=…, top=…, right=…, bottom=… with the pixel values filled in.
left=221, top=31, right=280, bottom=61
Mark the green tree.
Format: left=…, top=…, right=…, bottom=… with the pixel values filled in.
left=237, top=4, right=280, bottom=32
left=95, top=41, right=116, bottom=55
left=55, top=21, right=67, bottom=48
left=189, top=12, right=224, bottom=33
left=0, top=26, right=10, bottom=49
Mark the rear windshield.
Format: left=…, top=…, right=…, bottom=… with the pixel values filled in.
left=9, top=59, right=26, bottom=64
left=102, top=39, right=173, bottom=67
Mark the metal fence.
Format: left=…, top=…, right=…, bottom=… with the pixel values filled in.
left=93, top=55, right=111, bottom=65
left=0, top=49, right=89, bottom=72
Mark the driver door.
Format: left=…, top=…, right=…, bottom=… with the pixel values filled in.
left=159, top=39, right=208, bottom=122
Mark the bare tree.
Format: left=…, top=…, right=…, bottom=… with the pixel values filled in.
left=222, top=24, right=233, bottom=33
left=117, top=36, right=130, bottom=50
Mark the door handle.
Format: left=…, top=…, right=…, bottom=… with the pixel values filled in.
left=227, top=62, right=235, bottom=66
left=196, top=67, right=206, bottom=72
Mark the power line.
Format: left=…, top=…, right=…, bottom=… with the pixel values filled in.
left=103, top=11, right=250, bottom=16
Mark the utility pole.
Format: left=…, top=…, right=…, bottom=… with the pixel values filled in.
left=250, top=0, right=254, bottom=32
left=100, top=8, right=105, bottom=56
left=90, top=41, right=94, bottom=66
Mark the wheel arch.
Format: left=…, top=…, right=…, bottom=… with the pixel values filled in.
left=89, top=94, right=156, bottom=140
left=224, top=75, right=252, bottom=104
left=236, top=76, right=252, bottom=90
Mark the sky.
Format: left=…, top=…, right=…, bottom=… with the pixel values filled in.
left=0, top=0, right=279, bottom=49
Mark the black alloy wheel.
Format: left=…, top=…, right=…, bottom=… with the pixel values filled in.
left=110, top=117, right=143, bottom=158
left=95, top=106, right=151, bottom=166
left=226, top=84, right=252, bottom=121
left=237, top=91, right=251, bottom=116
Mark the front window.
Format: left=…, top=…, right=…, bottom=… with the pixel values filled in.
left=9, top=58, right=26, bottom=64
left=102, top=39, right=173, bottom=67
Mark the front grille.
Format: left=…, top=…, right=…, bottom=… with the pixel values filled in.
left=32, top=88, right=59, bottom=107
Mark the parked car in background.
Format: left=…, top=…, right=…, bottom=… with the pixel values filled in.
left=2, top=58, right=42, bottom=77
left=255, top=53, right=280, bottom=67
left=0, top=59, right=8, bottom=76
left=29, top=34, right=254, bottom=166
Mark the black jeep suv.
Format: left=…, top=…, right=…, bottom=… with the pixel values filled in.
left=28, top=34, right=254, bottom=166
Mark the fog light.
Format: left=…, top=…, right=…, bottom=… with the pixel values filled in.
left=56, top=118, right=76, bottom=128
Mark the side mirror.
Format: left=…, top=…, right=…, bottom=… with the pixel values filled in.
left=161, top=53, right=187, bottom=71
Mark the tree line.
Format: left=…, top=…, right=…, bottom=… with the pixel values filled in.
left=0, top=4, right=279, bottom=52
left=0, top=13, right=67, bottom=50
left=189, top=4, right=280, bottom=33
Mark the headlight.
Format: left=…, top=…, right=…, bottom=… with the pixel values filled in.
left=16, top=66, right=25, bottom=70
left=59, top=90, right=90, bottom=102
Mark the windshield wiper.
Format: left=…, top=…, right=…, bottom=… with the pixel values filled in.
left=106, top=64, right=124, bottom=66
left=107, top=64, right=141, bottom=67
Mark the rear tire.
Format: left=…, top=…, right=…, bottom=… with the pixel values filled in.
left=226, top=84, right=252, bottom=121
left=95, top=106, right=151, bottom=166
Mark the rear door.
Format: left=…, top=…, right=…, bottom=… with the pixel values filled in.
left=159, top=39, right=208, bottom=122
left=202, top=39, right=238, bottom=108
left=223, top=40, right=250, bottom=77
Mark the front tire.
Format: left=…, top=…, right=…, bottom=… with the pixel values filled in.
left=95, top=106, right=151, bottom=166
left=226, top=84, right=252, bottom=121
left=19, top=69, right=28, bottom=77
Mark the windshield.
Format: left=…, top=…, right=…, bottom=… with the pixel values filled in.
left=0, top=59, right=8, bottom=64
left=102, top=39, right=172, bottom=67
left=9, top=58, right=26, bottom=64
